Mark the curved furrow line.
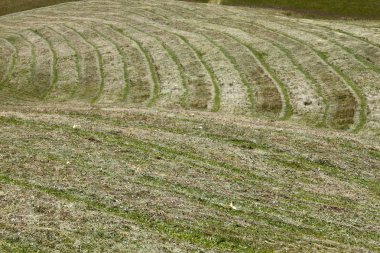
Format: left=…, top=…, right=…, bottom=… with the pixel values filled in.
left=103, top=23, right=184, bottom=108
left=148, top=2, right=365, bottom=128
left=147, top=4, right=329, bottom=123
left=105, top=22, right=188, bottom=108
left=260, top=20, right=380, bottom=129
left=106, top=25, right=159, bottom=106
left=271, top=19, right=380, bottom=74
left=99, top=13, right=215, bottom=110
left=29, top=29, right=58, bottom=99
left=201, top=16, right=363, bottom=131
left=117, top=8, right=255, bottom=114
left=202, top=19, right=341, bottom=128
left=35, top=9, right=184, bottom=107
left=121, top=9, right=252, bottom=115
left=211, top=30, right=291, bottom=119
left=51, top=23, right=101, bottom=102
left=1, top=32, right=36, bottom=100
left=248, top=20, right=368, bottom=131
left=32, top=13, right=183, bottom=107
left=32, top=14, right=152, bottom=105
left=61, top=23, right=104, bottom=103
left=121, top=10, right=257, bottom=114
left=200, top=33, right=255, bottom=116
left=308, top=22, right=380, bottom=49
left=68, top=22, right=126, bottom=104
left=0, top=38, right=17, bottom=91
left=42, top=10, right=216, bottom=111
left=136, top=6, right=291, bottom=119
left=91, top=26, right=130, bottom=103
left=176, top=34, right=220, bottom=112
left=43, top=26, right=81, bottom=100
left=19, top=29, right=53, bottom=99
left=116, top=13, right=221, bottom=112
left=88, top=26, right=126, bottom=104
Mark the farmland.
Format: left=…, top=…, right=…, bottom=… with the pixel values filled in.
left=0, top=0, right=379, bottom=252
left=185, top=0, right=380, bottom=19
left=0, top=0, right=79, bottom=16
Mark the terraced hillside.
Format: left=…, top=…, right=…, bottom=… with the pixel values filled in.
left=0, top=0, right=379, bottom=132
left=0, top=0, right=379, bottom=252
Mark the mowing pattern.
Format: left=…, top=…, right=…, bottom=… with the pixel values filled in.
left=0, top=0, right=379, bottom=132
left=0, top=106, right=379, bottom=251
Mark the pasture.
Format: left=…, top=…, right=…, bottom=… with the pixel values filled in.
left=0, top=0, right=379, bottom=251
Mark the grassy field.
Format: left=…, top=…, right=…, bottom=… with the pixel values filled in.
left=0, top=0, right=379, bottom=251
left=0, top=0, right=78, bottom=16
left=185, top=0, right=380, bottom=19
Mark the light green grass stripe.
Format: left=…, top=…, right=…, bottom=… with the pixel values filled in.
left=30, top=29, right=58, bottom=99
left=201, top=31, right=256, bottom=116
left=114, top=20, right=189, bottom=107
left=222, top=32, right=293, bottom=120
left=176, top=34, right=221, bottom=112
left=109, top=25, right=160, bottom=106
left=0, top=38, right=17, bottom=91
left=92, top=25, right=130, bottom=102
left=47, top=26, right=82, bottom=98
left=62, top=24, right=104, bottom=103
left=246, top=20, right=367, bottom=131
left=17, top=33, right=37, bottom=97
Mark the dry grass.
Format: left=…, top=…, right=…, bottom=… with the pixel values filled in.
left=0, top=105, right=379, bottom=251
left=0, top=0, right=379, bottom=251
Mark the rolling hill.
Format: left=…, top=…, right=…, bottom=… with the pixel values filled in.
left=0, top=0, right=379, bottom=252
left=186, top=0, right=380, bottom=19
left=0, top=0, right=79, bottom=16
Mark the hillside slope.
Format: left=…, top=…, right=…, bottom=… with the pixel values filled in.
left=186, top=0, right=380, bottom=19
left=0, top=0, right=379, bottom=251
left=0, top=0, right=78, bottom=16
left=0, top=105, right=379, bottom=252
left=0, top=0, right=380, bottom=133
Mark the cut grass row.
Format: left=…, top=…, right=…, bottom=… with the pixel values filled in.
left=0, top=109, right=379, bottom=251
left=0, top=0, right=378, bottom=131
left=161, top=2, right=367, bottom=130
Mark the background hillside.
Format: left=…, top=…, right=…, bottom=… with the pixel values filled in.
left=0, top=0, right=78, bottom=16
left=186, top=0, right=380, bottom=19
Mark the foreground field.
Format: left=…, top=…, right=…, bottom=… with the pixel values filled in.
left=0, top=0, right=379, bottom=251
left=0, top=105, right=379, bottom=252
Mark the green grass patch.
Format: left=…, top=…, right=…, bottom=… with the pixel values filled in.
left=0, top=0, right=79, bottom=16
left=184, top=0, right=380, bottom=19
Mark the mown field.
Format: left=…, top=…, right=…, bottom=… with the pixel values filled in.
left=185, top=0, right=380, bottom=19
left=0, top=0, right=379, bottom=252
